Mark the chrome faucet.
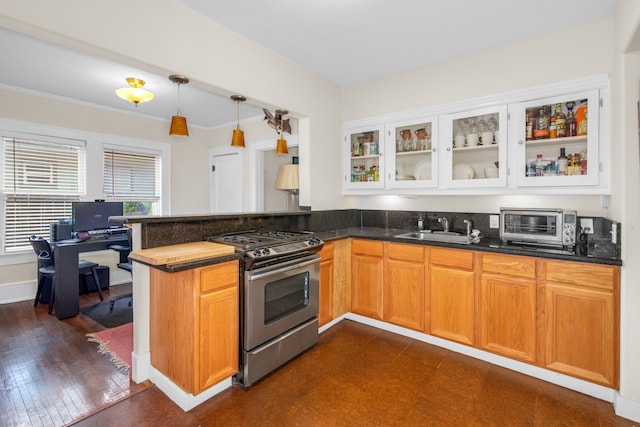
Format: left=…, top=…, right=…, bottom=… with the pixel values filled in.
left=417, top=215, right=425, bottom=231
left=463, top=219, right=472, bottom=236
left=437, top=217, right=449, bottom=233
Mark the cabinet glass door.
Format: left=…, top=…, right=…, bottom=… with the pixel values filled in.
left=386, top=116, right=438, bottom=188
left=441, top=105, right=508, bottom=189
left=513, top=90, right=599, bottom=187
left=343, top=124, right=385, bottom=189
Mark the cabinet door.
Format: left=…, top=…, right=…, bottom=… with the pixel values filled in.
left=440, top=105, right=508, bottom=189
left=511, top=89, right=600, bottom=187
left=332, top=238, right=352, bottom=318
left=384, top=243, right=425, bottom=331
left=544, top=283, right=615, bottom=387
left=480, top=274, right=536, bottom=362
left=385, top=115, right=439, bottom=189
left=343, top=124, right=385, bottom=190
left=319, top=243, right=334, bottom=327
left=429, top=265, right=475, bottom=345
left=352, top=252, right=384, bottom=320
left=198, top=285, right=238, bottom=394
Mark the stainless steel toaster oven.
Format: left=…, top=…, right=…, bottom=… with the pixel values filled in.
left=499, top=208, right=577, bottom=248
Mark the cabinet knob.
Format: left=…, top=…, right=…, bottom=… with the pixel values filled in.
left=518, top=140, right=524, bottom=145
left=432, top=147, right=437, bottom=152
left=446, top=147, right=451, bottom=152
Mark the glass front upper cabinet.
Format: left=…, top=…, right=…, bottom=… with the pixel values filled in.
left=511, top=90, right=600, bottom=187
left=440, top=105, right=508, bottom=189
left=385, top=115, right=439, bottom=189
left=343, top=124, right=385, bottom=189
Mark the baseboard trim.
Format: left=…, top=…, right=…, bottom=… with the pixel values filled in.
left=342, top=313, right=617, bottom=403
left=0, top=281, right=36, bottom=304
left=614, top=393, right=640, bottom=423
left=148, top=367, right=232, bottom=412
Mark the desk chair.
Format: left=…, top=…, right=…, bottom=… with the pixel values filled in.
left=108, top=230, right=133, bottom=312
left=29, top=236, right=104, bottom=315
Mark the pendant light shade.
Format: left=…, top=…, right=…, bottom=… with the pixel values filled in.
left=115, top=77, right=154, bottom=105
left=276, top=138, right=288, bottom=155
left=275, top=109, right=289, bottom=155
left=169, top=115, right=189, bottom=137
left=168, top=75, right=189, bottom=137
left=230, top=95, right=246, bottom=147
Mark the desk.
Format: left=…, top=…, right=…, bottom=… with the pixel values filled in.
left=52, top=235, right=129, bottom=319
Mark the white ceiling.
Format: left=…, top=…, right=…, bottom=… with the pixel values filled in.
left=0, top=1, right=616, bottom=128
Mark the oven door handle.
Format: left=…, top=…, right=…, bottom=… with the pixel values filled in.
left=248, top=256, right=320, bottom=281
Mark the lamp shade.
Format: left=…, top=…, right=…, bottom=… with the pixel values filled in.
left=275, top=164, right=299, bottom=190
left=170, top=115, right=189, bottom=137
left=231, top=129, right=245, bottom=147
left=276, top=138, right=288, bottom=155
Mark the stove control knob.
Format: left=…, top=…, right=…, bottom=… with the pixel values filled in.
left=263, top=248, right=271, bottom=255
left=253, top=249, right=262, bottom=257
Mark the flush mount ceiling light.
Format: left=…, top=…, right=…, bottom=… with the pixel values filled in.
left=115, top=77, right=154, bottom=106
left=230, top=95, right=246, bottom=148
left=168, top=74, right=189, bottom=137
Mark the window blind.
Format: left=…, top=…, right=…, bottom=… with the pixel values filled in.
left=103, top=150, right=160, bottom=201
left=2, top=136, right=86, bottom=252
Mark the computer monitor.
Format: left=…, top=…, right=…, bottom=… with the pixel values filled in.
left=72, top=201, right=123, bottom=232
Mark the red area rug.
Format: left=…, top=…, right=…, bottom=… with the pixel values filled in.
left=87, top=322, right=133, bottom=376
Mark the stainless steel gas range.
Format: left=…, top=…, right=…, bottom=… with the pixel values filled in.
left=208, top=230, right=324, bottom=386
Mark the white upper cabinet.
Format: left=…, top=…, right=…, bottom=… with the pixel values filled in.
left=343, top=124, right=385, bottom=190
left=341, top=76, right=609, bottom=196
left=440, top=105, right=508, bottom=189
left=385, top=115, right=439, bottom=189
left=509, top=90, right=600, bottom=188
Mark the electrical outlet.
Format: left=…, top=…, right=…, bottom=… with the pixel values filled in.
left=611, top=223, right=617, bottom=244
left=580, top=218, right=594, bottom=234
left=489, top=214, right=499, bottom=229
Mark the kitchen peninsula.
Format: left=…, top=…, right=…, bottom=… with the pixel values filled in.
left=114, top=209, right=621, bottom=411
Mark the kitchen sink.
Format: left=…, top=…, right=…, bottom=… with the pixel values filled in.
left=394, top=231, right=475, bottom=245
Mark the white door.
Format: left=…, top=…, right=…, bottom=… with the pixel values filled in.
left=210, top=149, right=243, bottom=213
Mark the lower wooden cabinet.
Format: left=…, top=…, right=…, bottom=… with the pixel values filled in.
left=319, top=243, right=334, bottom=327
left=428, top=247, right=476, bottom=346
left=351, top=239, right=384, bottom=320
left=543, top=260, right=619, bottom=388
left=332, top=239, right=352, bottom=319
left=150, top=260, right=239, bottom=395
left=384, top=243, right=425, bottom=331
left=479, top=253, right=537, bottom=363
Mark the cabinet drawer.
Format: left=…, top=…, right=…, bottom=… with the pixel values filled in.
left=200, top=261, right=239, bottom=294
left=319, top=242, right=334, bottom=260
left=352, top=239, right=384, bottom=257
left=545, top=260, right=617, bottom=291
left=430, top=247, right=473, bottom=270
left=386, top=242, right=424, bottom=263
left=482, top=253, right=536, bottom=279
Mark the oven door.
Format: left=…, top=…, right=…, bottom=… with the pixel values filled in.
left=244, top=253, right=320, bottom=351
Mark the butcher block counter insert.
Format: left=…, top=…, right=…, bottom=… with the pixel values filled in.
left=129, top=241, right=236, bottom=267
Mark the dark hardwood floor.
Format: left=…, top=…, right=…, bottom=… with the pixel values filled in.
left=1, top=288, right=635, bottom=426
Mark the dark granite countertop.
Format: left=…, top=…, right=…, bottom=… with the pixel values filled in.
left=316, top=227, right=622, bottom=266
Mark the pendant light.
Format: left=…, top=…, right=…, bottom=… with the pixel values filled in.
left=275, top=109, right=289, bottom=155
left=230, top=95, right=246, bottom=147
left=168, top=75, right=189, bottom=137
left=115, top=77, right=154, bottom=105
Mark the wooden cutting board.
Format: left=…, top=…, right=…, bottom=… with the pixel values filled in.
left=129, top=241, right=236, bottom=266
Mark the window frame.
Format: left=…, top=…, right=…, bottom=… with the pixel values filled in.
left=0, top=118, right=170, bottom=262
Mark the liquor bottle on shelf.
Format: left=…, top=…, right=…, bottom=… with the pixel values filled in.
left=558, top=147, right=568, bottom=176
left=534, top=107, right=550, bottom=140
left=549, top=116, right=557, bottom=139
left=580, top=150, right=588, bottom=174
left=554, top=104, right=567, bottom=138
left=566, top=102, right=577, bottom=137
left=525, top=112, right=535, bottom=141
left=535, top=154, right=543, bottom=176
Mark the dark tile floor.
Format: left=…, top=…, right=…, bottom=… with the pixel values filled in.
left=77, top=320, right=636, bottom=426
